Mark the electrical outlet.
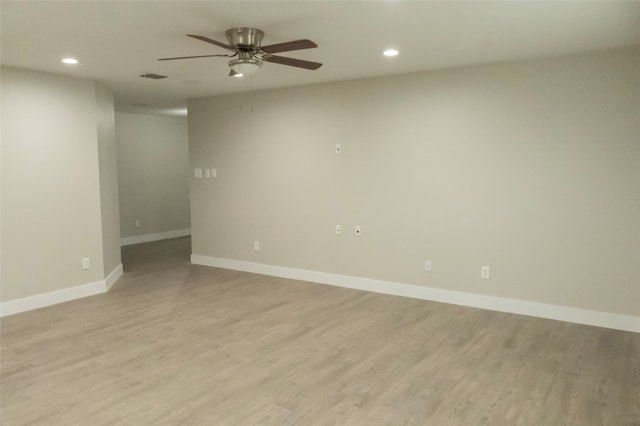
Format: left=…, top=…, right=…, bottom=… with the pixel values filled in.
left=425, top=260, right=432, bottom=272
left=135, top=219, right=140, bottom=227
left=82, top=258, right=90, bottom=270
left=211, top=168, right=217, bottom=178
left=481, top=266, right=490, bottom=280
left=194, top=168, right=203, bottom=178
left=355, top=225, right=361, bottom=236
left=335, top=225, right=342, bottom=235
left=204, top=168, right=211, bottom=178
left=254, top=241, right=260, bottom=251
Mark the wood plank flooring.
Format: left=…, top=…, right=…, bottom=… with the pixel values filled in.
left=2, top=237, right=639, bottom=425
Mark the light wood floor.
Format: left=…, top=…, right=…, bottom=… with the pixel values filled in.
left=1, top=237, right=639, bottom=425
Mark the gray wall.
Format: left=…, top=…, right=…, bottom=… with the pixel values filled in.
left=1, top=67, right=121, bottom=301
left=188, top=47, right=640, bottom=317
left=115, top=112, right=190, bottom=239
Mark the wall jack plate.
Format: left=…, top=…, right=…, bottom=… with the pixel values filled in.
left=481, top=266, right=490, bottom=279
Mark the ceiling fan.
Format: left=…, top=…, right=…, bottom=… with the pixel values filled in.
left=158, top=27, right=322, bottom=77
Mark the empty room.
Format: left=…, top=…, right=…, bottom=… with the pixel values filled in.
left=1, top=1, right=639, bottom=425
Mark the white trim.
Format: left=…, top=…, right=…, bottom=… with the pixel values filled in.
left=0, top=263, right=124, bottom=317
left=105, top=263, right=124, bottom=291
left=191, top=255, right=640, bottom=333
left=120, top=228, right=191, bottom=246
left=1, top=281, right=105, bottom=317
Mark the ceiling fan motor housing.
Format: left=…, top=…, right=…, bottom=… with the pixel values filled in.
left=225, top=27, right=264, bottom=50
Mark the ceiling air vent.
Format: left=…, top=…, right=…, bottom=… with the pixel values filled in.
left=140, top=73, right=167, bottom=80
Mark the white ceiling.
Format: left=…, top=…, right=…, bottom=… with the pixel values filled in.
left=2, top=1, right=640, bottom=116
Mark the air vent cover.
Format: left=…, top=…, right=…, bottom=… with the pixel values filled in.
left=140, top=73, right=167, bottom=80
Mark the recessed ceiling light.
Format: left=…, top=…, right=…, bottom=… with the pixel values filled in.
left=383, top=49, right=399, bottom=57
left=61, top=58, right=79, bottom=65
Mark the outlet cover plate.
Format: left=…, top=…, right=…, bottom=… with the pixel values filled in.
left=425, top=260, right=432, bottom=272
left=481, top=266, right=490, bottom=279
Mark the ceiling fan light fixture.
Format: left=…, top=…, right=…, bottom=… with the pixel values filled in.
left=229, top=58, right=262, bottom=76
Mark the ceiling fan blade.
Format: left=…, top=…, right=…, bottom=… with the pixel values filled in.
left=158, top=54, right=230, bottom=61
left=264, top=55, right=322, bottom=70
left=187, top=34, right=231, bottom=50
left=260, top=39, right=317, bottom=54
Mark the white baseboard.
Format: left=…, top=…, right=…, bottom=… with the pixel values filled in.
left=105, top=263, right=124, bottom=291
left=0, top=263, right=123, bottom=317
left=191, top=255, right=640, bottom=334
left=120, top=228, right=191, bottom=246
